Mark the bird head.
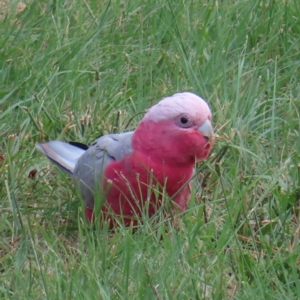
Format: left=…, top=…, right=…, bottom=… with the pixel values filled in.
left=133, top=92, right=214, bottom=166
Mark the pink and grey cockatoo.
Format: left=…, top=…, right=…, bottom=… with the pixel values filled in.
left=37, top=92, right=214, bottom=228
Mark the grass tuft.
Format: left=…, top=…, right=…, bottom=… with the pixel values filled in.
left=1, top=0, right=300, bottom=298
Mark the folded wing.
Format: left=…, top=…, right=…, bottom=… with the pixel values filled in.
left=37, top=132, right=134, bottom=209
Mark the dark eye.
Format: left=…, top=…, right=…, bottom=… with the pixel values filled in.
left=180, top=116, right=188, bottom=124
left=174, top=114, right=193, bottom=128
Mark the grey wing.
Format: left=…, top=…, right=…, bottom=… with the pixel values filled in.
left=73, top=131, right=134, bottom=209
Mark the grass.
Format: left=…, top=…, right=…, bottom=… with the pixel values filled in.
left=1, top=0, right=300, bottom=298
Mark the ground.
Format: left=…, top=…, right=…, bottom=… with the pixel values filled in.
left=1, top=0, right=300, bottom=299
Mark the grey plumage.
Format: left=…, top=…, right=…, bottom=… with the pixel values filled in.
left=36, top=141, right=85, bottom=175
left=36, top=131, right=134, bottom=208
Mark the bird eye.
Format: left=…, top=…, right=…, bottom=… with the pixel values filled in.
left=180, top=117, right=188, bottom=124
left=174, top=114, right=193, bottom=128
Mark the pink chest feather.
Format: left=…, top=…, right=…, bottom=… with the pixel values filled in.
left=86, top=151, right=194, bottom=227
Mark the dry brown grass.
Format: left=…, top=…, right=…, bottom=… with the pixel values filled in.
left=0, top=1, right=26, bottom=17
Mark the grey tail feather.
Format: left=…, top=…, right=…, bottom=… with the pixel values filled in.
left=36, top=141, right=86, bottom=176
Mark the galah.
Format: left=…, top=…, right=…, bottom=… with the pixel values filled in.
left=36, top=92, right=214, bottom=227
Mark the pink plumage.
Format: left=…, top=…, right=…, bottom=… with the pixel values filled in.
left=37, top=92, right=214, bottom=228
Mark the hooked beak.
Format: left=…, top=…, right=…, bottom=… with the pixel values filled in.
left=198, top=119, right=214, bottom=144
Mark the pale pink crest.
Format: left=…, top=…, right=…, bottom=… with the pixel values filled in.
left=143, top=92, right=212, bottom=126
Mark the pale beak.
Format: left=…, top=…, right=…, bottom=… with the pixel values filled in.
left=198, top=119, right=214, bottom=143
